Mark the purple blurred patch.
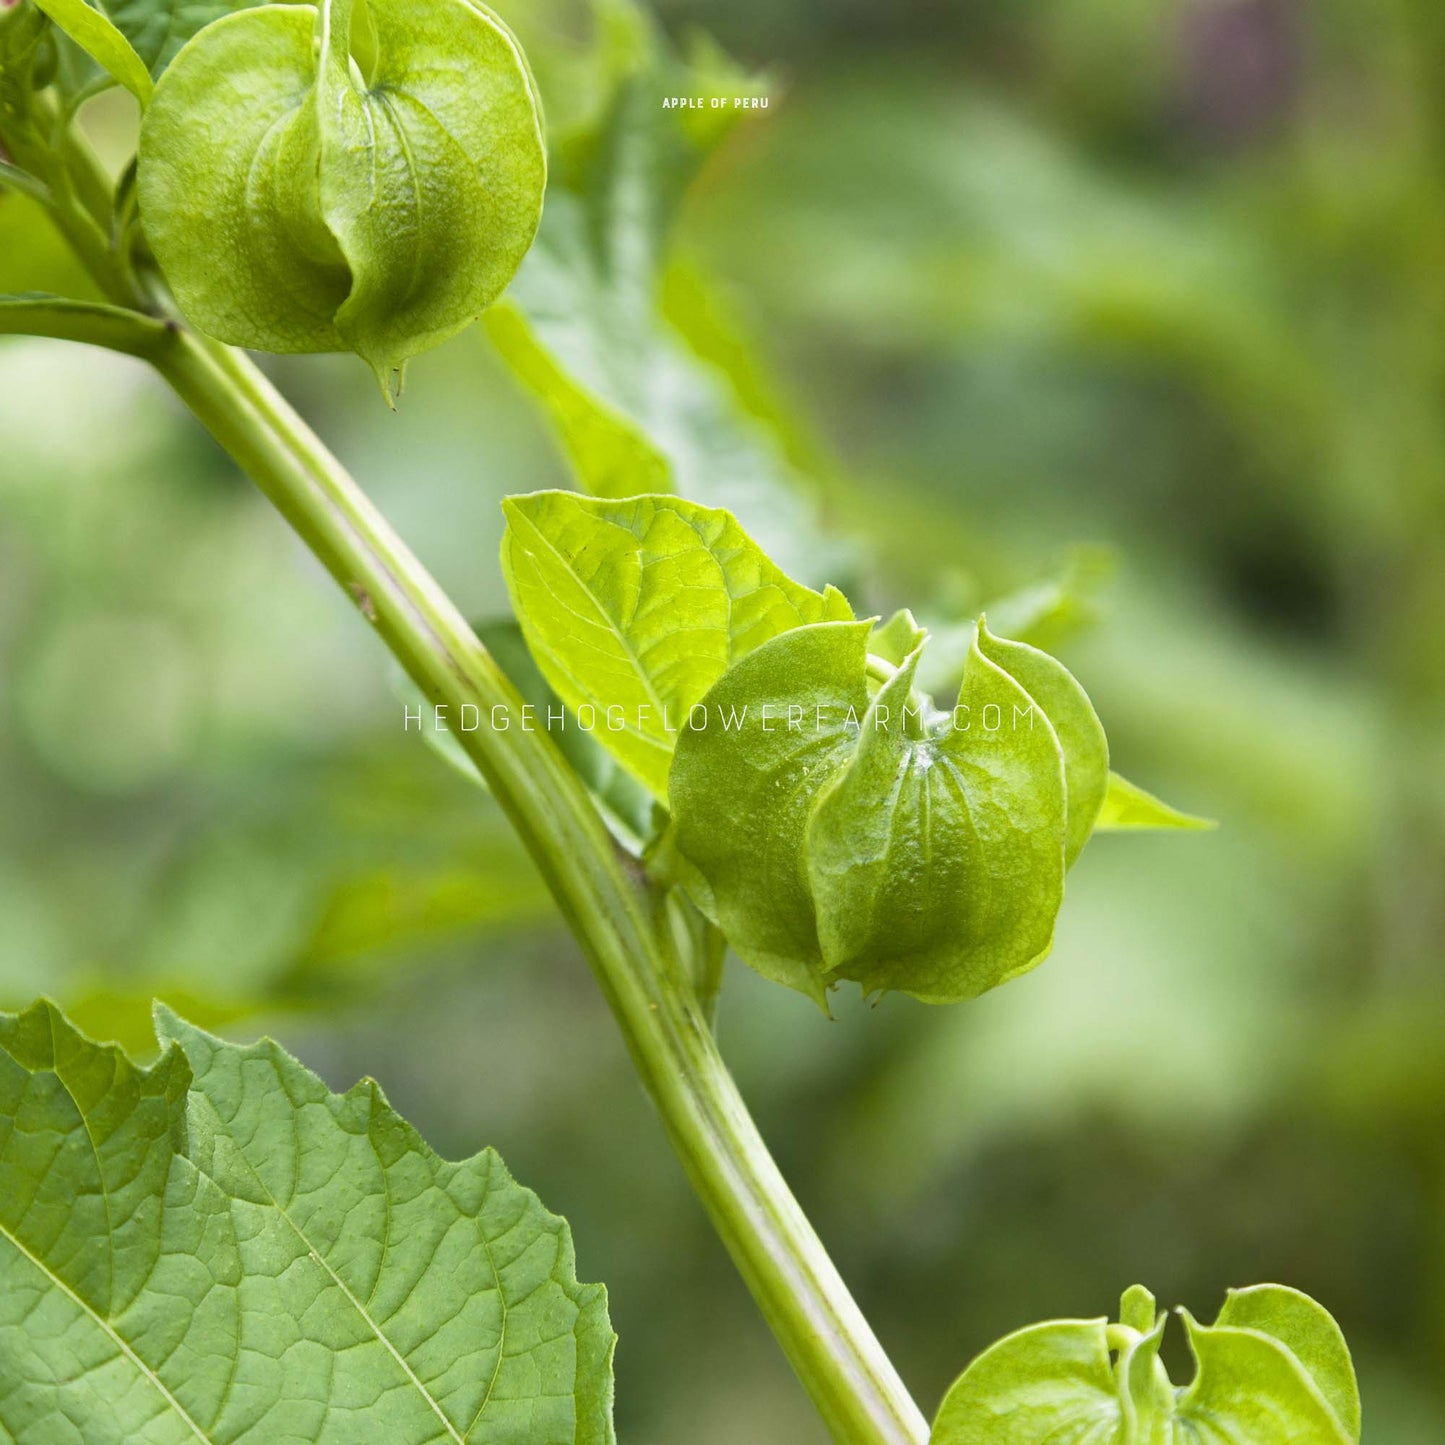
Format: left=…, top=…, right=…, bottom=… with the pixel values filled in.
left=1176, top=0, right=1303, bottom=145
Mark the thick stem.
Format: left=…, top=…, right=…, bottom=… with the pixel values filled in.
left=144, top=328, right=929, bottom=1445
left=3, top=95, right=925, bottom=1420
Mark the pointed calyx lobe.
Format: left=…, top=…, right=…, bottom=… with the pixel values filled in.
left=670, top=616, right=1102, bottom=1007
left=930, top=1283, right=1360, bottom=1445
left=0, top=999, right=615, bottom=1444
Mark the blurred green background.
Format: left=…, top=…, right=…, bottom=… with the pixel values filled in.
left=3, top=0, right=1444, bottom=1440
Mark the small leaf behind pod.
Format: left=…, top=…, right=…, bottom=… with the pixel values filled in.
left=138, top=0, right=545, bottom=383
left=1094, top=770, right=1216, bottom=832
left=869, top=607, right=927, bottom=665
left=501, top=491, right=852, bottom=801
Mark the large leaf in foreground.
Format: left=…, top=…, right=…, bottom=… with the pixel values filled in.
left=0, top=1000, right=614, bottom=1443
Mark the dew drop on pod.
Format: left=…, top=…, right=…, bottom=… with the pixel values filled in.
left=136, top=0, right=545, bottom=397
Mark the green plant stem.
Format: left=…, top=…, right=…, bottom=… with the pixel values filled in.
left=0, top=294, right=172, bottom=352
left=0, top=158, right=51, bottom=205
left=1, top=95, right=138, bottom=304
left=3, top=112, right=928, bottom=1429
left=125, top=325, right=929, bottom=1445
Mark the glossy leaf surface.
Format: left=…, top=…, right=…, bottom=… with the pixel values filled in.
left=29, top=0, right=152, bottom=102
left=501, top=490, right=851, bottom=800
left=0, top=1000, right=615, bottom=1443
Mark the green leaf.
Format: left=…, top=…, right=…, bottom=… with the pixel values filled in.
left=869, top=607, right=927, bottom=665
left=501, top=490, right=852, bottom=801
left=972, top=546, right=1115, bottom=656
left=925, top=1307, right=1182, bottom=1445
left=0, top=291, right=172, bottom=355
left=482, top=8, right=835, bottom=576
left=0, top=2, right=48, bottom=118
left=913, top=548, right=1113, bottom=702
left=105, top=0, right=261, bottom=78
left=136, top=0, right=545, bottom=388
left=489, top=210, right=798, bottom=508
left=487, top=2, right=756, bottom=445
left=1176, top=1308, right=1353, bottom=1444
left=20, top=0, right=269, bottom=85
left=0, top=999, right=616, bottom=1443
left=29, top=0, right=153, bottom=103
left=1095, top=771, right=1215, bottom=832
left=1118, top=1317, right=1174, bottom=1444
left=670, top=619, right=1075, bottom=1007
left=0, top=160, right=51, bottom=206
left=930, top=1284, right=1360, bottom=1445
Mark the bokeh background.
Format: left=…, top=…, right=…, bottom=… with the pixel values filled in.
left=3, top=0, right=1444, bottom=1439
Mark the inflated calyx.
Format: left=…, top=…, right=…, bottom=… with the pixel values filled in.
left=497, top=492, right=1181, bottom=1010
left=137, top=0, right=545, bottom=394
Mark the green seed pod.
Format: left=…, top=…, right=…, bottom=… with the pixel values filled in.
left=137, top=0, right=545, bottom=395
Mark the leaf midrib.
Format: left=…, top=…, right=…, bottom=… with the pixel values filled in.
left=0, top=1221, right=214, bottom=1444
left=512, top=508, right=671, bottom=719
left=197, top=1088, right=470, bottom=1445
